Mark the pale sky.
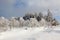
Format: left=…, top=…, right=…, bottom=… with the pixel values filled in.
left=0, top=0, right=60, bottom=21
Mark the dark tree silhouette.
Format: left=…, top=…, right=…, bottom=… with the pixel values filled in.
left=23, top=16, right=30, bottom=20
left=36, top=16, right=41, bottom=21
left=23, top=13, right=34, bottom=20
left=14, top=17, right=20, bottom=21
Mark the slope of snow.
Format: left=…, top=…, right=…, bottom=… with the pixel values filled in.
left=0, top=27, right=60, bottom=40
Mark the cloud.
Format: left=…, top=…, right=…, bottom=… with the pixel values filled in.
left=25, top=0, right=60, bottom=17
left=0, top=0, right=60, bottom=19
left=27, top=0, right=60, bottom=8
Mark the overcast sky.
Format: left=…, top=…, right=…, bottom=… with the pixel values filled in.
left=0, top=0, right=60, bottom=21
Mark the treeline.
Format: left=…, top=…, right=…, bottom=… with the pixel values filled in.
left=0, top=9, right=59, bottom=32
left=23, top=9, right=59, bottom=26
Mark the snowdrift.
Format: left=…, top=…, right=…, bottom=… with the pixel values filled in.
left=0, top=26, right=60, bottom=40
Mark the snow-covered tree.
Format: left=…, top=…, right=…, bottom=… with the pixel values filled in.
left=51, top=18, right=59, bottom=26
left=0, top=17, right=9, bottom=31
left=23, top=20, right=30, bottom=27
left=23, top=13, right=30, bottom=20
left=47, top=9, right=53, bottom=22
left=28, top=18, right=40, bottom=27
left=19, top=17, right=25, bottom=27
left=9, top=17, right=19, bottom=28
left=23, top=13, right=35, bottom=21
left=36, top=16, right=41, bottom=21
left=39, top=18, right=47, bottom=26
left=48, top=9, right=53, bottom=18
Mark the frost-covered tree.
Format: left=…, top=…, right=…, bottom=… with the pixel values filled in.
left=51, top=18, right=59, bottom=26
left=29, top=13, right=35, bottom=18
left=0, top=17, right=9, bottom=27
left=34, top=12, right=43, bottom=22
left=23, top=13, right=30, bottom=20
left=45, top=9, right=53, bottom=22
left=36, top=16, right=41, bottom=21
left=48, top=9, right=53, bottom=18
left=23, top=13, right=35, bottom=21
left=22, top=18, right=40, bottom=27
left=28, top=18, right=40, bottom=27
left=39, top=18, right=47, bottom=26
left=19, top=17, right=25, bottom=27
left=23, top=20, right=30, bottom=27
left=0, top=17, right=9, bottom=31
left=9, top=17, right=19, bottom=28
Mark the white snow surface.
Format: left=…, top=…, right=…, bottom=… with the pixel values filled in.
left=0, top=26, right=60, bottom=40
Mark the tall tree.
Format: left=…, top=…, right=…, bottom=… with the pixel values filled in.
left=48, top=9, right=53, bottom=18
left=46, top=9, right=53, bottom=22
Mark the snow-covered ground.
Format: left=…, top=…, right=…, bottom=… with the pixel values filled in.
left=0, top=26, right=60, bottom=40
